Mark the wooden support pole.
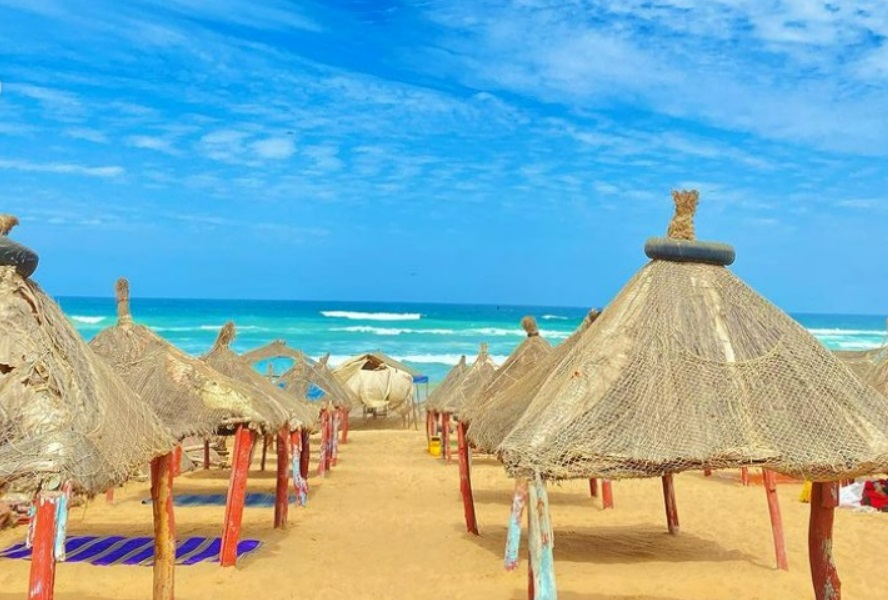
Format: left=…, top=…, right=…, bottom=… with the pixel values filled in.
left=763, top=469, right=789, bottom=571
left=661, top=473, right=679, bottom=535
left=299, top=429, right=310, bottom=480
left=589, top=478, right=598, bottom=498
left=341, top=408, right=349, bottom=444
left=220, top=425, right=253, bottom=568
left=203, top=440, right=211, bottom=470
left=602, top=480, right=614, bottom=509
left=527, top=500, right=534, bottom=600
left=324, top=411, right=333, bottom=472
left=260, top=435, right=269, bottom=472
left=28, top=493, right=59, bottom=600
left=105, top=487, right=114, bottom=504
left=442, top=412, right=452, bottom=463
left=151, top=452, right=176, bottom=600
left=740, top=467, right=750, bottom=486
left=703, top=468, right=712, bottom=477
left=809, top=481, right=840, bottom=599
left=456, top=421, right=479, bottom=535
left=172, top=445, right=182, bottom=478
left=274, top=427, right=289, bottom=529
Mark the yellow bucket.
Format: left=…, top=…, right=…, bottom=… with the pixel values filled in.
left=428, top=436, right=442, bottom=457
left=799, top=481, right=812, bottom=503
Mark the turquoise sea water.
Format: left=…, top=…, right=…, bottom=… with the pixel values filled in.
left=58, top=297, right=888, bottom=383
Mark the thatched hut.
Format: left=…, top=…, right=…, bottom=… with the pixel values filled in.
left=497, top=191, right=888, bottom=600
left=435, top=344, right=498, bottom=464
left=451, top=319, right=552, bottom=534
left=0, top=223, right=175, bottom=599
left=333, top=351, right=423, bottom=417
left=425, top=355, right=467, bottom=441
left=90, top=281, right=293, bottom=568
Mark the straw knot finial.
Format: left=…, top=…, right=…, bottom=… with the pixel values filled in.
left=667, top=190, right=699, bottom=241
left=521, top=316, right=539, bottom=337
left=0, top=215, right=19, bottom=237
left=214, top=322, right=236, bottom=349
left=458, top=355, right=467, bottom=366
left=479, top=342, right=488, bottom=356
left=584, top=308, right=601, bottom=327
left=114, top=278, right=133, bottom=324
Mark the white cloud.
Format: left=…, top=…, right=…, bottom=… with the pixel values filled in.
left=252, top=137, right=295, bottom=159
left=65, top=127, right=108, bottom=143
left=0, top=158, right=124, bottom=177
left=126, top=135, right=177, bottom=154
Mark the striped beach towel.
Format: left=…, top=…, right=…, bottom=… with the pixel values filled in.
left=139, top=492, right=297, bottom=508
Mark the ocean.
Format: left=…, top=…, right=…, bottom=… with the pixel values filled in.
left=58, top=297, right=888, bottom=383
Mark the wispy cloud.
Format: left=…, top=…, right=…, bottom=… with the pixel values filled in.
left=0, top=159, right=124, bottom=177
left=252, top=137, right=295, bottom=160
left=65, top=127, right=109, bottom=143
left=126, top=135, right=177, bottom=154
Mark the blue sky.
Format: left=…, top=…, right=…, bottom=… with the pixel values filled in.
left=1, top=0, right=886, bottom=313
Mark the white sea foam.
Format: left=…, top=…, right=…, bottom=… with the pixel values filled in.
left=835, top=340, right=885, bottom=350
left=331, top=326, right=456, bottom=336
left=321, top=310, right=422, bottom=321
left=809, top=328, right=887, bottom=337
left=541, top=314, right=569, bottom=320
left=71, top=315, right=106, bottom=324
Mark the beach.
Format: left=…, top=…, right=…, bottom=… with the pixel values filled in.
left=1, top=419, right=884, bottom=599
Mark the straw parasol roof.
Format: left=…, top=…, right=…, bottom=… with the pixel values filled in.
left=437, top=344, right=499, bottom=417
left=270, top=350, right=357, bottom=409
left=202, top=323, right=318, bottom=430
left=241, top=339, right=304, bottom=366
left=0, top=235, right=172, bottom=495
left=467, top=310, right=599, bottom=454
left=426, top=355, right=468, bottom=412
left=460, top=316, right=553, bottom=426
left=499, top=190, right=888, bottom=482
left=90, top=279, right=286, bottom=440
left=834, top=347, right=886, bottom=384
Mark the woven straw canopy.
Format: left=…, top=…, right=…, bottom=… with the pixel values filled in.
left=0, top=263, right=172, bottom=496
left=461, top=316, right=552, bottom=426
left=426, top=355, right=467, bottom=412
left=499, top=191, right=888, bottom=482
left=91, top=279, right=284, bottom=439
left=202, top=323, right=317, bottom=430
left=437, top=344, right=499, bottom=417
left=835, top=347, right=886, bottom=385
left=468, top=311, right=599, bottom=454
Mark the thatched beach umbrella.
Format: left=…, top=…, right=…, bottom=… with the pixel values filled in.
left=453, top=318, right=552, bottom=534
left=0, top=224, right=174, bottom=600
left=90, top=280, right=289, bottom=569
left=202, top=322, right=319, bottom=527
left=835, top=346, right=886, bottom=385
left=497, top=191, right=888, bottom=600
left=425, top=355, right=468, bottom=442
left=437, top=344, right=498, bottom=464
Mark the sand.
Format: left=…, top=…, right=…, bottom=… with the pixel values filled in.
left=0, top=422, right=885, bottom=599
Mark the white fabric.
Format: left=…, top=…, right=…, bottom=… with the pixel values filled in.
left=334, top=355, right=414, bottom=409
left=839, top=481, right=865, bottom=508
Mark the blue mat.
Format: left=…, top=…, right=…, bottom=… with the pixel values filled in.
left=140, top=492, right=297, bottom=507
left=0, top=535, right=261, bottom=566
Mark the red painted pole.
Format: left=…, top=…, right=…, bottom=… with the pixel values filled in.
left=601, top=479, right=614, bottom=509
left=105, top=488, right=114, bottom=504
left=150, top=452, right=176, bottom=600
left=172, top=445, right=182, bottom=478
left=28, top=493, right=59, bottom=600
left=442, top=412, right=451, bottom=463
left=274, top=427, right=289, bottom=529
left=260, top=435, right=269, bottom=472
left=324, top=411, right=333, bottom=472
left=220, top=425, right=253, bottom=567
left=203, top=440, right=211, bottom=470
left=527, top=502, right=534, bottom=600
left=740, top=467, right=750, bottom=486
left=589, top=478, right=598, bottom=498
left=456, top=421, right=478, bottom=535
left=763, top=469, right=789, bottom=571
left=299, top=429, right=310, bottom=480
left=602, top=480, right=614, bottom=509
left=809, top=481, right=841, bottom=599
left=703, top=468, right=712, bottom=477
left=341, top=408, right=349, bottom=444
left=661, top=473, right=679, bottom=535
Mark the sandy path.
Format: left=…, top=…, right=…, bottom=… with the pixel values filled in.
left=0, top=426, right=886, bottom=599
